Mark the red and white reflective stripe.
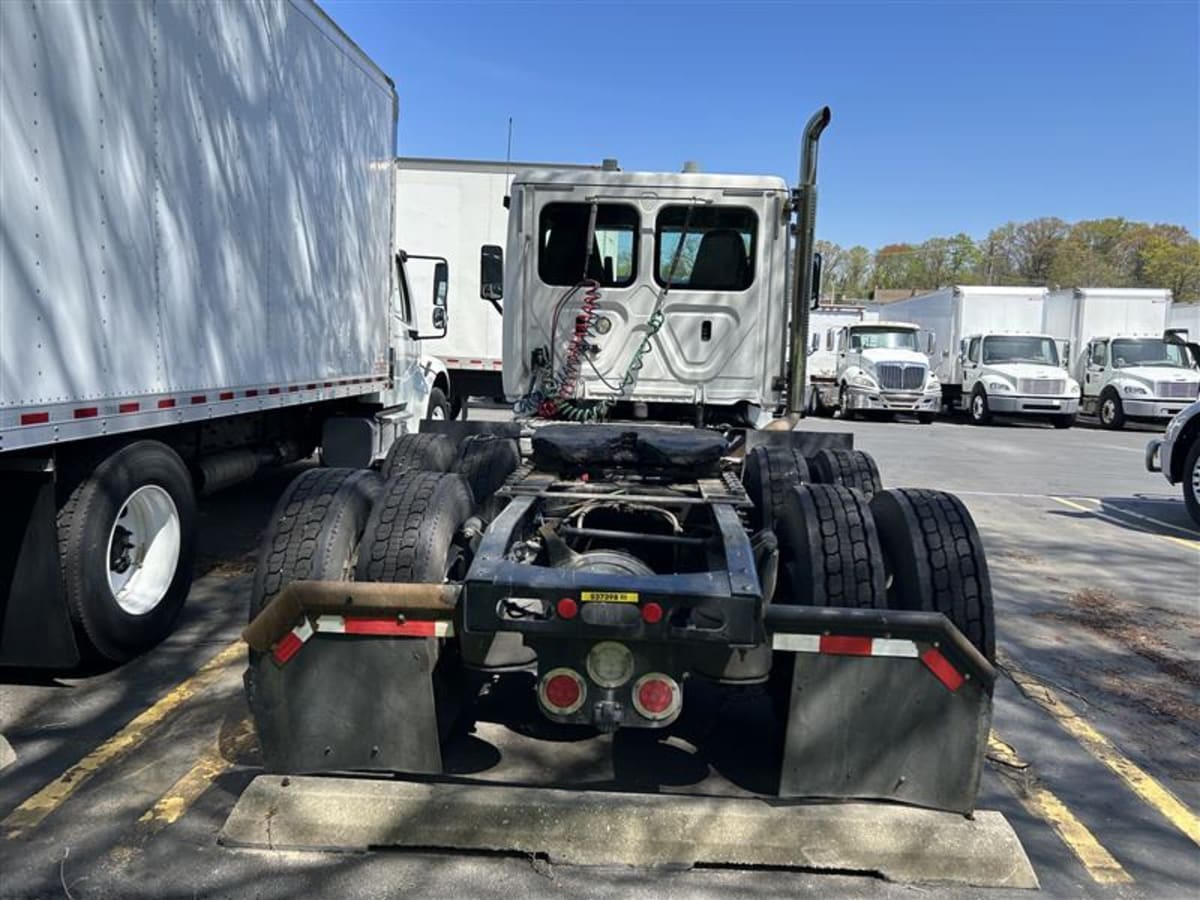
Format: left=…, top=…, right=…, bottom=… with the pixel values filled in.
left=272, top=618, right=315, bottom=664
left=772, top=633, right=919, bottom=657
left=443, top=357, right=502, bottom=371
left=314, top=615, right=454, bottom=638
left=771, top=633, right=965, bottom=691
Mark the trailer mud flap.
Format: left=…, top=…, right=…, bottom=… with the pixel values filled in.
left=246, top=635, right=443, bottom=776
left=768, top=606, right=993, bottom=814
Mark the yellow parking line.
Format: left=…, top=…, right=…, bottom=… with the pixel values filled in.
left=136, top=718, right=256, bottom=835
left=988, top=732, right=1132, bottom=884
left=1000, top=653, right=1200, bottom=848
left=2, top=640, right=244, bottom=838
left=1049, top=496, right=1200, bottom=551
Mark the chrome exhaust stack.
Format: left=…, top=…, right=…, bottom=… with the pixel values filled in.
left=787, top=106, right=831, bottom=418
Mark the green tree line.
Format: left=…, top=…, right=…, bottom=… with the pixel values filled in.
left=816, top=217, right=1200, bottom=302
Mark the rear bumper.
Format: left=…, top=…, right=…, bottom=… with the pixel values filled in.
left=987, top=395, right=1078, bottom=416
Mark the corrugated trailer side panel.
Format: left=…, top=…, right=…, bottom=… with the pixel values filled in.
left=1, top=0, right=395, bottom=431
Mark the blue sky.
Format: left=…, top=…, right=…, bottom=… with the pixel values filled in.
left=326, top=1, right=1199, bottom=248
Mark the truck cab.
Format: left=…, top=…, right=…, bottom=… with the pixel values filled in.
left=498, top=168, right=791, bottom=427
left=1079, top=334, right=1199, bottom=429
left=958, top=332, right=1080, bottom=427
left=830, top=321, right=940, bottom=422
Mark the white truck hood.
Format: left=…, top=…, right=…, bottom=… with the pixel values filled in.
left=984, top=362, right=1067, bottom=381
left=861, top=348, right=928, bottom=367
left=1114, top=366, right=1200, bottom=387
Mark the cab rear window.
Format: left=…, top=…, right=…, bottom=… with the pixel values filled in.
left=538, top=203, right=638, bottom=287
left=654, top=206, right=757, bottom=291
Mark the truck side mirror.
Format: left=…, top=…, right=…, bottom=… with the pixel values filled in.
left=433, top=261, right=449, bottom=309
left=810, top=333, right=820, bottom=353
left=400, top=251, right=451, bottom=341
left=922, top=331, right=936, bottom=355
left=480, top=245, right=503, bottom=314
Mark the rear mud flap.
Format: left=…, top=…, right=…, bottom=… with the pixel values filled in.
left=778, top=653, right=990, bottom=813
left=246, top=636, right=443, bottom=775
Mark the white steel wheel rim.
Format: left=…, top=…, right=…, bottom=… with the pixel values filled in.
left=1192, top=454, right=1200, bottom=495
left=1101, top=399, right=1114, bottom=423
left=972, top=395, right=984, bottom=418
left=107, top=485, right=181, bottom=615
left=431, top=404, right=447, bottom=420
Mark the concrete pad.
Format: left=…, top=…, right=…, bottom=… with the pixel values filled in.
left=220, top=775, right=1038, bottom=889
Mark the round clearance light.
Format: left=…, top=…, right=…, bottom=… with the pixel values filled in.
left=594, top=316, right=612, bottom=335
left=641, top=601, right=663, bottom=624
left=632, top=673, right=682, bottom=721
left=539, top=668, right=586, bottom=715
left=556, top=597, right=579, bottom=619
left=586, top=641, right=635, bottom=688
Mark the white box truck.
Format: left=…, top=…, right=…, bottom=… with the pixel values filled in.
left=1043, top=288, right=1199, bottom=429
left=885, top=286, right=1080, bottom=427
left=395, top=158, right=602, bottom=418
left=0, top=0, right=449, bottom=666
left=1169, top=302, right=1200, bottom=343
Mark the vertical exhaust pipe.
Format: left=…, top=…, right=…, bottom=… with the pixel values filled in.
left=787, top=106, right=831, bottom=418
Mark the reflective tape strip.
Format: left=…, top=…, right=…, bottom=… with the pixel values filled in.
left=315, top=615, right=452, bottom=638
left=272, top=618, right=315, bottom=665
left=770, top=633, right=919, bottom=659
left=921, top=647, right=965, bottom=692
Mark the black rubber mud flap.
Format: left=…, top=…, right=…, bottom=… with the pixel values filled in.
left=246, top=635, right=443, bottom=775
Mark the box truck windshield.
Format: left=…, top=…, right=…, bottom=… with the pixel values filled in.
left=852, top=327, right=918, bottom=351
left=1110, top=339, right=1189, bottom=369
left=982, top=335, right=1059, bottom=366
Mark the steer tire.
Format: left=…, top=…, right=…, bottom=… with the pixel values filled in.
left=454, top=435, right=521, bottom=522
left=969, top=387, right=992, bottom=425
left=249, top=467, right=383, bottom=624
left=743, top=445, right=811, bottom=531
left=808, top=448, right=883, bottom=497
left=57, top=440, right=197, bottom=663
left=870, top=488, right=995, bottom=663
left=356, top=471, right=474, bottom=584
left=381, top=433, right=458, bottom=479
left=1183, top=439, right=1200, bottom=528
left=1099, top=389, right=1126, bottom=430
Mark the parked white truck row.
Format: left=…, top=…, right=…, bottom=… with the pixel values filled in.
left=805, top=286, right=1197, bottom=429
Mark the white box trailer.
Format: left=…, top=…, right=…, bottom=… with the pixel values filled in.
left=1043, top=288, right=1199, bottom=428
left=1169, top=302, right=1200, bottom=342
left=394, top=158, right=600, bottom=416
left=885, top=286, right=1080, bottom=426
left=0, top=0, right=446, bottom=666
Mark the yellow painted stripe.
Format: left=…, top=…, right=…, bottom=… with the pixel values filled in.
left=1050, top=496, right=1200, bottom=551
left=2, top=640, right=244, bottom=837
left=988, top=732, right=1132, bottom=884
left=1001, top=654, right=1200, bottom=848
left=136, top=718, right=256, bottom=834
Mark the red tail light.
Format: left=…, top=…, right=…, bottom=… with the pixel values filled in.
left=538, top=668, right=586, bottom=715
left=632, top=673, right=681, bottom=721
left=556, top=597, right=579, bottom=619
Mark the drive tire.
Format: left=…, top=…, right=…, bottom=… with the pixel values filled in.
left=1183, top=438, right=1200, bottom=527
left=870, top=488, right=995, bottom=663
left=1099, top=389, right=1125, bottom=430
left=969, top=387, right=992, bottom=425
left=808, top=448, right=882, bottom=497
left=356, top=471, right=474, bottom=584
left=426, top=387, right=451, bottom=422
left=57, top=441, right=197, bottom=663
left=454, top=435, right=521, bottom=522
left=742, top=445, right=811, bottom=531
left=380, top=432, right=458, bottom=479
left=1052, top=413, right=1076, bottom=429
left=249, top=467, right=383, bottom=624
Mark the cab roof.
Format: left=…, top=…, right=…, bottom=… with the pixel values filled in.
left=511, top=169, right=789, bottom=193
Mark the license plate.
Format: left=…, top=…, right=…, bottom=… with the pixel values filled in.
left=580, top=591, right=639, bottom=604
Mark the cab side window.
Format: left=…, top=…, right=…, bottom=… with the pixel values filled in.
left=967, top=337, right=981, bottom=363
left=1089, top=342, right=1106, bottom=367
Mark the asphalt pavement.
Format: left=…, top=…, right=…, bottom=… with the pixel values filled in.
left=1, top=410, right=1197, bottom=899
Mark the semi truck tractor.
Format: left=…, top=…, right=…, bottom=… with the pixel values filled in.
left=0, top=0, right=450, bottom=667
left=1044, top=288, right=1199, bottom=429
left=816, top=321, right=941, bottom=423
left=240, top=107, right=1002, bottom=825
left=886, top=286, right=1080, bottom=427
left=394, top=157, right=603, bottom=418
left=804, top=305, right=879, bottom=415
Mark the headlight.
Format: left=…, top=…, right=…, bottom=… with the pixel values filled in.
left=1121, top=384, right=1149, bottom=396
left=1066, top=379, right=1081, bottom=395
left=985, top=380, right=1013, bottom=392
left=851, top=373, right=877, bottom=388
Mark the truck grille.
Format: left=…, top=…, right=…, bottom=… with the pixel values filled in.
left=1017, top=378, right=1066, bottom=396
left=1155, top=381, right=1198, bottom=399
left=876, top=363, right=925, bottom=391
